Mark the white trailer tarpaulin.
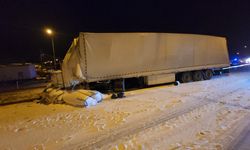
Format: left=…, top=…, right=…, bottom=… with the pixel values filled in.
left=62, top=33, right=229, bottom=87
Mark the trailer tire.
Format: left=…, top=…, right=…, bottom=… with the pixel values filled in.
left=203, top=69, right=213, bottom=80
left=192, top=71, right=203, bottom=81
left=181, top=72, right=192, bottom=83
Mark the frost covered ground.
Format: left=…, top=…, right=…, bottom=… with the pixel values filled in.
left=0, top=87, right=43, bottom=105
left=0, top=66, right=250, bottom=150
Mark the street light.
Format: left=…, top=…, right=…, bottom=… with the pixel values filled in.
left=46, top=29, right=52, bottom=35
left=45, top=28, right=56, bottom=70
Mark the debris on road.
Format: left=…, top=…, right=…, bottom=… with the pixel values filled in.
left=40, top=87, right=104, bottom=107
left=0, top=87, right=43, bottom=105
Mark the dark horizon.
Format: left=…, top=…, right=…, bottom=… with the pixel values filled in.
left=1, top=0, right=250, bottom=63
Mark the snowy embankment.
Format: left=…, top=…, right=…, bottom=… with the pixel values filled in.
left=0, top=88, right=43, bottom=105
left=0, top=67, right=250, bottom=149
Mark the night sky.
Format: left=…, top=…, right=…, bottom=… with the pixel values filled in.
left=1, top=0, right=250, bottom=63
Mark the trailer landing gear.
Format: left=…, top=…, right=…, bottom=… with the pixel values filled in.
left=111, top=79, right=125, bottom=99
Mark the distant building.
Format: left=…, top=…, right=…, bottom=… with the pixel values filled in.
left=0, top=63, right=37, bottom=82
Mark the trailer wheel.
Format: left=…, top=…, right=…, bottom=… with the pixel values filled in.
left=203, top=69, right=213, bottom=80
left=181, top=72, right=192, bottom=83
left=192, top=71, right=203, bottom=81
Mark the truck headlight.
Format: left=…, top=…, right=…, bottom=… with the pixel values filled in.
left=246, top=58, right=250, bottom=63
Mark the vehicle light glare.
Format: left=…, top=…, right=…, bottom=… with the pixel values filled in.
left=246, top=58, right=250, bottom=63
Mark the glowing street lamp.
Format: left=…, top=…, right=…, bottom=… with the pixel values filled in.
left=45, top=28, right=56, bottom=69
left=46, top=29, right=53, bottom=35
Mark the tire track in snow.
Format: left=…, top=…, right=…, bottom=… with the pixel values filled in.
left=71, top=100, right=212, bottom=150
left=67, top=76, right=250, bottom=150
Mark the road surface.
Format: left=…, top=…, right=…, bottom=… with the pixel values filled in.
left=0, top=66, right=250, bottom=150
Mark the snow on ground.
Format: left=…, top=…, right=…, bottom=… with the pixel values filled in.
left=101, top=104, right=249, bottom=150
left=0, top=66, right=250, bottom=150
left=0, top=88, right=43, bottom=105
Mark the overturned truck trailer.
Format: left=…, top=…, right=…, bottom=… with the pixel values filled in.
left=62, top=33, right=230, bottom=90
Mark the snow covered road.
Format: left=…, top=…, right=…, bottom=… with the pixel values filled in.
left=0, top=66, right=250, bottom=150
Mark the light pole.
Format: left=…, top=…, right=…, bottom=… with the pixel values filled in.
left=45, top=28, right=56, bottom=70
